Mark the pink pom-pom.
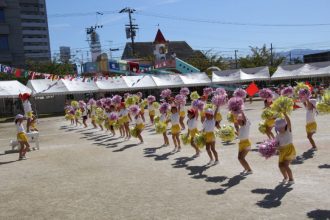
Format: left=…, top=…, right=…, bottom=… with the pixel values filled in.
left=180, top=87, right=190, bottom=96
left=129, top=105, right=140, bottom=115
left=281, top=87, right=294, bottom=97
left=79, top=100, right=86, bottom=108
left=212, top=95, right=227, bottom=107
left=65, top=105, right=74, bottom=111
left=258, top=139, right=279, bottom=159
left=159, top=102, right=170, bottom=114
left=214, top=88, right=227, bottom=96
left=192, top=100, right=205, bottom=111
left=228, top=97, right=244, bottom=114
left=175, top=94, right=186, bottom=105
left=104, top=98, right=112, bottom=107
left=96, top=100, right=103, bottom=107
left=124, top=93, right=131, bottom=99
left=88, top=98, right=96, bottom=106
left=112, top=95, right=122, bottom=105
left=136, top=92, right=143, bottom=98
left=160, top=89, right=172, bottom=98
left=298, top=88, right=311, bottom=101
left=259, top=88, right=273, bottom=100
left=233, top=88, right=247, bottom=99
left=147, top=95, right=156, bottom=103
left=203, top=87, right=214, bottom=96
left=109, top=112, right=119, bottom=121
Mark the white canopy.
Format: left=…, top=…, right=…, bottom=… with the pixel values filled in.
left=212, top=69, right=241, bottom=84
left=96, top=77, right=129, bottom=91
left=27, top=79, right=68, bottom=96
left=61, top=79, right=99, bottom=93
left=179, top=72, right=211, bottom=86
left=0, top=80, right=31, bottom=98
left=151, top=74, right=184, bottom=88
left=272, top=63, right=307, bottom=80
left=299, top=61, right=330, bottom=78
left=240, top=66, right=270, bottom=81
left=123, top=75, right=157, bottom=89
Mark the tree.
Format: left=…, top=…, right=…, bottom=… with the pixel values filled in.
left=25, top=58, right=76, bottom=76
left=239, top=44, right=285, bottom=75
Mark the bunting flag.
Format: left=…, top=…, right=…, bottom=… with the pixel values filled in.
left=15, top=69, right=21, bottom=77
left=305, top=81, right=313, bottom=91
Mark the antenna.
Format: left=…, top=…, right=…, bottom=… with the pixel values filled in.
left=119, top=7, right=139, bottom=57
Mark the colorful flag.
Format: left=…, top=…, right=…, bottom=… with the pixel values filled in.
left=246, top=82, right=259, bottom=97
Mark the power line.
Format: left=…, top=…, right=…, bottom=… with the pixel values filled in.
left=48, top=10, right=118, bottom=18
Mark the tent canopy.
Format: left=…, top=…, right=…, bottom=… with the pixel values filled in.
left=151, top=74, right=184, bottom=88
left=96, top=77, right=129, bottom=91
left=0, top=80, right=31, bottom=98
left=123, top=75, right=157, bottom=89
left=27, top=79, right=68, bottom=96
left=61, top=79, right=98, bottom=93
left=180, top=72, right=211, bottom=86
left=240, top=66, right=270, bottom=81
left=212, top=69, right=241, bottom=84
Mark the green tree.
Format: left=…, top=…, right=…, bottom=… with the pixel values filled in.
left=25, top=58, right=75, bottom=76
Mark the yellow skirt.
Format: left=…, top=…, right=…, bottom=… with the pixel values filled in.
left=69, top=114, right=75, bottom=120
left=239, top=139, right=251, bottom=152
left=216, top=112, right=222, bottom=122
left=91, top=115, right=96, bottom=121
left=306, top=122, right=317, bottom=133
left=26, top=111, right=33, bottom=119
left=149, top=110, right=155, bottom=116
left=279, top=143, right=296, bottom=163
left=205, top=131, right=215, bottom=144
left=118, top=117, right=124, bottom=125
left=17, top=132, right=28, bottom=142
left=200, top=111, right=205, bottom=118
left=188, top=128, right=198, bottom=138
left=136, top=123, right=145, bottom=131
left=266, top=119, right=275, bottom=127
left=108, top=119, right=115, bottom=126
left=122, top=115, right=129, bottom=123
left=180, top=111, right=186, bottom=117
left=141, top=108, right=145, bottom=114
left=171, top=124, right=181, bottom=135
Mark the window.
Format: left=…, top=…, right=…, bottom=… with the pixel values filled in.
left=0, top=8, right=4, bottom=22
left=0, top=35, right=9, bottom=50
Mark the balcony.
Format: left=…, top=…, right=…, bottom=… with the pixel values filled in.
left=23, top=38, right=48, bottom=43
left=21, top=22, right=48, bottom=28
left=24, top=45, right=49, bottom=50
left=22, top=30, right=49, bottom=35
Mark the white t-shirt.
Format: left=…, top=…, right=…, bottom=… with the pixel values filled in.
left=276, top=130, right=293, bottom=147
left=23, top=100, right=32, bottom=113
left=82, top=107, right=88, bottom=116
left=171, top=112, right=179, bottom=125
left=187, top=118, right=197, bottom=130
left=16, top=122, right=25, bottom=133
left=119, top=109, right=128, bottom=117
left=160, top=113, right=167, bottom=122
left=148, top=104, right=154, bottom=111
left=306, top=108, right=316, bottom=123
left=135, top=116, right=143, bottom=125
left=238, top=120, right=251, bottom=140
left=179, top=104, right=185, bottom=112
left=203, top=119, right=215, bottom=132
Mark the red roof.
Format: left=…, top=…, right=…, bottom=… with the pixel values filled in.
left=153, top=29, right=167, bottom=44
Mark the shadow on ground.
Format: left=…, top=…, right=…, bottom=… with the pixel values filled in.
left=306, top=209, right=330, bottom=220
left=292, top=149, right=315, bottom=165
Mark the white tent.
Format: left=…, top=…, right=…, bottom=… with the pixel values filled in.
left=0, top=80, right=31, bottom=98
left=240, top=66, right=270, bottom=82
left=27, top=79, right=68, bottom=96
left=96, top=77, right=129, bottom=91
left=123, top=75, right=157, bottom=89
left=272, top=63, right=308, bottom=80
left=151, top=74, right=184, bottom=88
left=299, top=61, right=330, bottom=78
left=61, top=78, right=99, bottom=93
left=212, top=69, right=241, bottom=84
left=180, top=72, right=211, bottom=86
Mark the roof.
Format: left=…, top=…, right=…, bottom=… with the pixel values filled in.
left=154, top=29, right=167, bottom=44
left=121, top=41, right=201, bottom=61
left=0, top=80, right=31, bottom=98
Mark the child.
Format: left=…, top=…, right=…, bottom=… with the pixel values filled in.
left=203, top=108, right=219, bottom=165
left=167, top=105, right=181, bottom=152
left=148, top=101, right=156, bottom=124
left=134, top=111, right=145, bottom=144
left=139, top=99, right=146, bottom=122
left=88, top=99, right=97, bottom=129
left=275, top=113, right=296, bottom=185
left=215, top=106, right=222, bottom=129
left=15, top=114, right=31, bottom=160
left=30, top=112, right=38, bottom=132
left=304, top=99, right=317, bottom=150
left=20, top=93, right=33, bottom=132
left=179, top=103, right=186, bottom=130
left=160, top=108, right=169, bottom=146
left=187, top=108, right=200, bottom=157
left=118, top=103, right=130, bottom=139
left=264, top=99, right=275, bottom=139
left=81, top=104, right=88, bottom=128
left=237, top=112, right=252, bottom=174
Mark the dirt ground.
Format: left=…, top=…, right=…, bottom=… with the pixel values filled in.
left=0, top=101, right=329, bottom=220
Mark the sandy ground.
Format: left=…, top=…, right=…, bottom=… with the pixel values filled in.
left=0, top=101, right=330, bottom=220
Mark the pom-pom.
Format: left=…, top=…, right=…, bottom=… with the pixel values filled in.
left=109, top=112, right=118, bottom=121
left=258, top=139, right=279, bottom=159
left=281, top=86, right=294, bottom=97
left=159, top=102, right=170, bottom=114
left=203, top=87, right=213, bottom=96
left=153, top=102, right=160, bottom=109
left=316, top=102, right=330, bottom=114
left=88, top=98, right=96, bottom=106
left=259, top=88, right=273, bottom=100
left=160, top=89, right=172, bottom=98
left=216, top=125, right=235, bottom=142
left=294, top=82, right=310, bottom=96
left=136, top=92, right=143, bottom=98
left=258, top=121, right=267, bottom=134
left=113, top=122, right=120, bottom=130
left=204, top=103, right=214, bottom=110
left=79, top=100, right=86, bottom=108
left=271, top=96, right=294, bottom=114
left=96, top=100, right=103, bottom=108
left=125, top=96, right=137, bottom=107
left=212, top=95, right=227, bottom=107
left=227, top=112, right=234, bottom=123
left=298, top=88, right=311, bottom=101
left=180, top=134, right=191, bottom=145
left=71, top=100, right=79, bottom=108
left=261, top=108, right=276, bottom=120
left=129, top=104, right=140, bottom=116
left=190, top=91, right=200, bottom=100
left=112, top=95, right=122, bottom=105
left=192, top=99, right=205, bottom=111
left=214, top=88, right=227, bottom=96
left=233, top=88, right=247, bottom=99
left=175, top=94, right=186, bottom=105
left=155, top=122, right=167, bottom=133
left=104, top=98, right=112, bottom=107
left=124, top=93, right=131, bottom=99
left=154, top=115, right=160, bottom=123
left=180, top=87, right=190, bottom=96
left=75, top=109, right=82, bottom=117
left=130, top=127, right=138, bottom=138
left=194, top=133, right=205, bottom=149
left=147, top=95, right=156, bottom=103
left=95, top=107, right=104, bottom=116
left=228, top=97, right=244, bottom=115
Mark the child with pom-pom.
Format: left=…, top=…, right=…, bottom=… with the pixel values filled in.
left=175, top=94, right=186, bottom=130
left=87, top=99, right=97, bottom=129
left=133, top=107, right=145, bottom=144
left=118, top=102, right=131, bottom=139
left=147, top=96, right=156, bottom=125
left=166, top=105, right=181, bottom=152
left=303, top=99, right=318, bottom=150
left=236, top=112, right=253, bottom=175
left=79, top=101, right=88, bottom=128
left=203, top=107, right=219, bottom=165
left=275, top=113, right=296, bottom=185
left=15, top=114, right=31, bottom=160
left=159, top=103, right=170, bottom=147
left=186, top=108, right=201, bottom=157
left=262, top=99, right=275, bottom=139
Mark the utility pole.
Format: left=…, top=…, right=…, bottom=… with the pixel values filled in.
left=270, top=43, right=273, bottom=66
left=234, top=50, right=238, bottom=69
left=289, top=51, right=292, bottom=64
left=119, top=7, right=138, bottom=57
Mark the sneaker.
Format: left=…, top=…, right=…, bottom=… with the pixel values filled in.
left=213, top=160, right=219, bottom=165
left=245, top=170, right=253, bottom=175
left=287, top=180, right=295, bottom=185
left=279, top=179, right=288, bottom=184
left=177, top=148, right=181, bottom=152
left=240, top=170, right=246, bottom=175
left=207, top=160, right=214, bottom=166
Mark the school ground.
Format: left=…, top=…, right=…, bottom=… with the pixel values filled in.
left=0, top=101, right=329, bottom=220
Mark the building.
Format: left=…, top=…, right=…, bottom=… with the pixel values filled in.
left=0, top=0, right=51, bottom=68
left=59, top=46, right=71, bottom=63
left=304, top=51, right=330, bottom=63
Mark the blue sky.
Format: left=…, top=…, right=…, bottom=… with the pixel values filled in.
left=46, top=0, right=330, bottom=61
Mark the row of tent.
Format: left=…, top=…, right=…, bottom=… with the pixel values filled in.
left=1, top=61, right=330, bottom=98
